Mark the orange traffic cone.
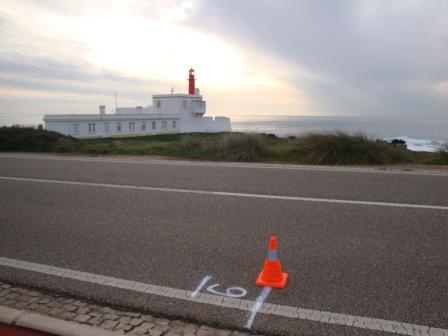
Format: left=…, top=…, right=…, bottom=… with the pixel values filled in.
left=256, top=236, right=288, bottom=288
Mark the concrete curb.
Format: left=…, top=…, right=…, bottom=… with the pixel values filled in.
left=0, top=305, right=118, bottom=336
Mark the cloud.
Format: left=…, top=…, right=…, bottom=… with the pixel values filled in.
left=433, top=81, right=448, bottom=96
left=192, top=1, right=448, bottom=83
left=1, top=0, right=448, bottom=125
left=0, top=8, right=167, bottom=122
left=189, top=0, right=448, bottom=117
left=0, top=0, right=310, bottom=123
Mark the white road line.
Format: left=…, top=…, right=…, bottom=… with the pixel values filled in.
left=191, top=275, right=211, bottom=298
left=1, top=153, right=448, bottom=177
left=244, top=287, right=272, bottom=329
left=0, top=257, right=447, bottom=336
left=1, top=175, right=447, bottom=210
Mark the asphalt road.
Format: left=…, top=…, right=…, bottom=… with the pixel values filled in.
left=0, top=153, right=447, bottom=336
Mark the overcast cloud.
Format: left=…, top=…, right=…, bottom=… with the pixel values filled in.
left=1, top=0, right=448, bottom=124
left=190, top=0, right=448, bottom=117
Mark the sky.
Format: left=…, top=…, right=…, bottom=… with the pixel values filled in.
left=1, top=0, right=448, bottom=125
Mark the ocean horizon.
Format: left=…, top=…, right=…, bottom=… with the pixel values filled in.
left=230, top=115, right=448, bottom=152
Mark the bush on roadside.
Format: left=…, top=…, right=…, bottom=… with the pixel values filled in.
left=177, top=135, right=208, bottom=151
left=53, top=142, right=80, bottom=153
left=0, top=126, right=76, bottom=152
left=294, top=132, right=409, bottom=165
left=218, top=133, right=270, bottom=161
left=436, top=143, right=448, bottom=164
left=80, top=143, right=114, bottom=155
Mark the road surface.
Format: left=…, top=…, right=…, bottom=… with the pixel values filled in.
left=0, top=153, right=447, bottom=336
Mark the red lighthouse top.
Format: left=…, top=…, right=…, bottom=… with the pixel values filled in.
left=188, top=68, right=195, bottom=95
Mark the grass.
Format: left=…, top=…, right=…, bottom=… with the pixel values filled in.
left=292, top=132, right=409, bottom=164
left=0, top=126, right=77, bottom=152
left=1, top=126, right=447, bottom=166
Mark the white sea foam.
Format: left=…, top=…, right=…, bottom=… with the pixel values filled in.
left=384, top=136, right=446, bottom=152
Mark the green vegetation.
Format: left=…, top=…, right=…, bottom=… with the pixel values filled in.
left=1, top=126, right=447, bottom=166
left=291, top=132, right=409, bottom=164
left=0, top=126, right=76, bottom=152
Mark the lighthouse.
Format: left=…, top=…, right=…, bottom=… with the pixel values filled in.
left=44, top=68, right=231, bottom=137
left=188, top=68, right=196, bottom=95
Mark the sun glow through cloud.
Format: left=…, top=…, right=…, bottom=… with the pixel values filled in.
left=4, top=0, right=286, bottom=89
left=80, top=11, right=252, bottom=86
left=0, top=0, right=314, bottom=122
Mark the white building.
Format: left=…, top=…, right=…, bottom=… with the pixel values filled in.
left=43, top=69, right=231, bottom=138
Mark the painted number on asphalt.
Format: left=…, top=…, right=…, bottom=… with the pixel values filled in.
left=191, top=275, right=247, bottom=298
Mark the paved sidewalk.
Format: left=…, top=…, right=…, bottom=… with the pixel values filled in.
left=0, top=281, right=259, bottom=336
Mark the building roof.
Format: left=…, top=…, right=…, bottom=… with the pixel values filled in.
left=152, top=93, right=202, bottom=99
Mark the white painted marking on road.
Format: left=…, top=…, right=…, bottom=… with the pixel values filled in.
left=193, top=275, right=247, bottom=299
left=1, top=153, right=448, bottom=177
left=191, top=275, right=211, bottom=298
left=244, top=287, right=272, bottom=329
left=206, top=283, right=247, bottom=298
left=1, top=257, right=448, bottom=335
left=1, top=175, right=448, bottom=210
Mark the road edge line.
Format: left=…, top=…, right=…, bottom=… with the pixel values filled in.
left=2, top=257, right=448, bottom=336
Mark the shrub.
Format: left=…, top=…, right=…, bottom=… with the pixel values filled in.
left=391, top=139, right=407, bottom=146
left=436, top=143, right=448, bottom=164
left=177, top=135, right=208, bottom=151
left=218, top=133, right=270, bottom=161
left=0, top=126, right=76, bottom=152
left=261, top=133, right=278, bottom=139
left=80, top=143, right=114, bottom=155
left=53, top=143, right=80, bottom=153
left=295, top=132, right=408, bottom=165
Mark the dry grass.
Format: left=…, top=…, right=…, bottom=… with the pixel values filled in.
left=218, top=133, right=270, bottom=161
left=294, top=132, right=409, bottom=164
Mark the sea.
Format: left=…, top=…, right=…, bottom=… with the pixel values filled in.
left=230, top=115, right=448, bottom=152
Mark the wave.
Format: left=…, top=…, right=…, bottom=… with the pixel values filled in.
left=383, top=136, right=445, bottom=152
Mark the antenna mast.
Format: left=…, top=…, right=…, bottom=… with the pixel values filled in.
left=114, top=91, right=118, bottom=110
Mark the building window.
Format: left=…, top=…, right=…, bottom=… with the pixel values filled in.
left=88, top=123, right=96, bottom=133
left=183, top=100, right=187, bottom=109
left=162, top=120, right=167, bottom=129
left=194, top=101, right=204, bottom=109
left=129, top=122, right=135, bottom=131
left=142, top=121, right=146, bottom=131
left=72, top=124, right=79, bottom=135
left=173, top=120, right=176, bottom=128
left=152, top=121, right=156, bottom=130
left=156, top=100, right=161, bottom=108
left=116, top=122, right=121, bottom=132
left=104, top=122, right=109, bottom=133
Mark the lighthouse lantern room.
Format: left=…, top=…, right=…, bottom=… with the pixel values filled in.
left=188, top=68, right=196, bottom=95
